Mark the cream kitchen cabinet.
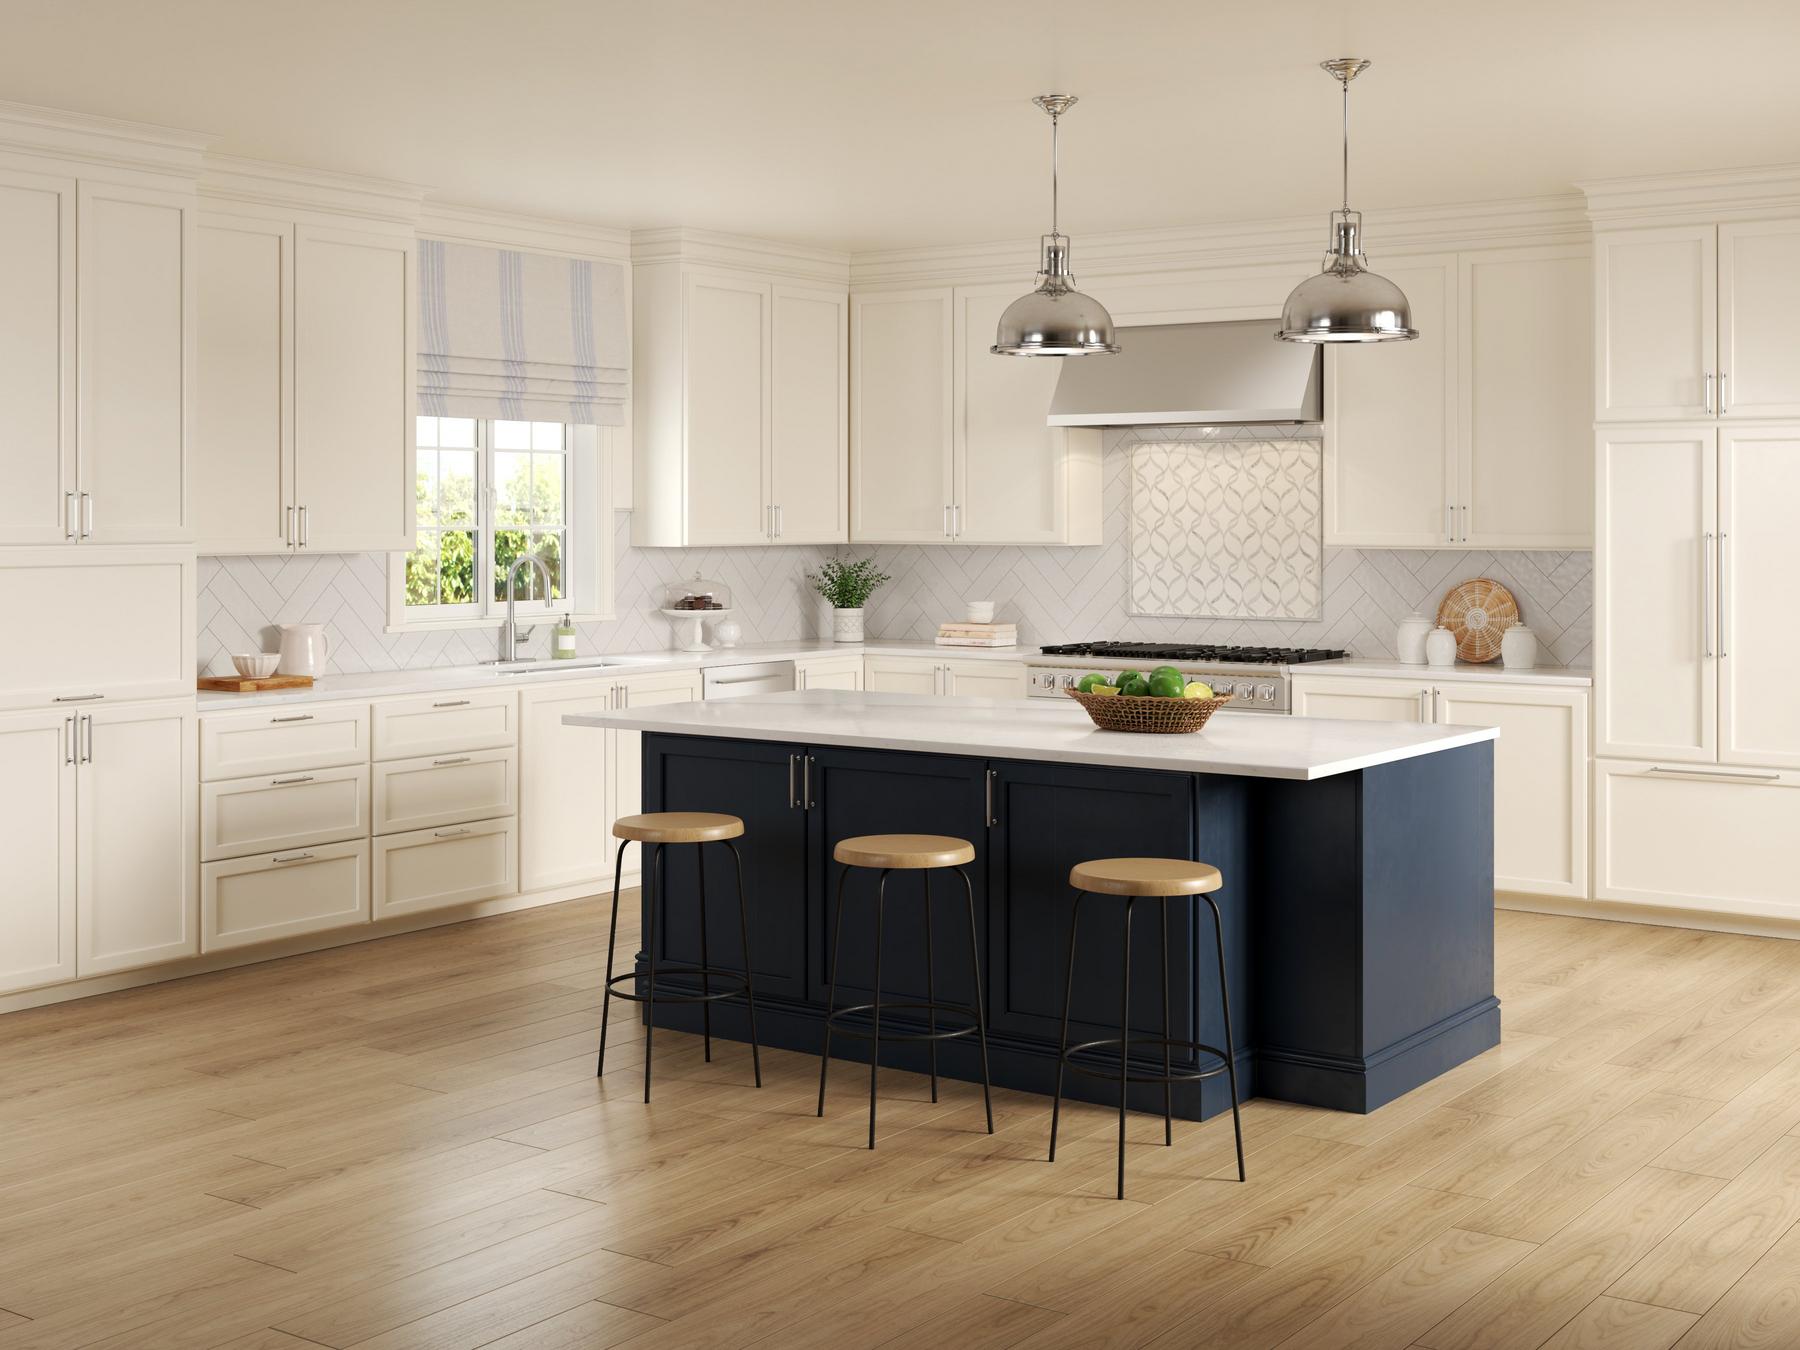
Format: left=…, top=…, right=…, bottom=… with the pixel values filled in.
left=193, top=213, right=414, bottom=553
left=1595, top=218, right=1800, bottom=422
left=202, top=840, right=370, bottom=953
left=1291, top=672, right=1591, bottom=900
left=794, top=654, right=863, bottom=691
left=374, top=817, right=516, bottom=920
left=850, top=286, right=1100, bottom=545
left=201, top=763, right=370, bottom=863
left=862, top=654, right=1027, bottom=698
left=0, top=710, right=77, bottom=994
left=608, top=668, right=705, bottom=877
left=632, top=260, right=848, bottom=546
left=0, top=168, right=77, bottom=546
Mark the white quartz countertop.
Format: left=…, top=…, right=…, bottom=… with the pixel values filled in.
left=1295, top=658, right=1591, bottom=687
left=563, top=689, right=1498, bottom=782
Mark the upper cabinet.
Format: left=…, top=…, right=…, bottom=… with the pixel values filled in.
left=633, top=255, right=848, bottom=547
left=1596, top=218, right=1800, bottom=422
left=849, top=284, right=1100, bottom=545
left=0, top=171, right=192, bottom=547
left=194, top=209, right=414, bottom=555
left=1327, top=245, right=1593, bottom=549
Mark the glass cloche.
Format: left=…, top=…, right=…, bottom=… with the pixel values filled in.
left=663, top=574, right=731, bottom=612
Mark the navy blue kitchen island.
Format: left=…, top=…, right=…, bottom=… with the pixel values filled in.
left=569, top=690, right=1500, bottom=1121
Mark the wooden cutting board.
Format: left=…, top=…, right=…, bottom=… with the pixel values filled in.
left=196, top=673, right=315, bottom=693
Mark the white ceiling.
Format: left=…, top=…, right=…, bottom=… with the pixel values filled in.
left=6, top=0, right=1800, bottom=252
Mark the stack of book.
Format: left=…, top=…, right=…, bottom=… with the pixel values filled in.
left=935, top=621, right=1018, bottom=648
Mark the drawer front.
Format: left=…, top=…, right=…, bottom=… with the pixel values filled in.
left=373, top=817, right=517, bottom=919
left=373, top=748, right=517, bottom=835
left=372, top=690, right=517, bottom=760
left=201, top=703, right=370, bottom=780
left=202, top=839, right=370, bottom=952
left=201, top=764, right=370, bottom=862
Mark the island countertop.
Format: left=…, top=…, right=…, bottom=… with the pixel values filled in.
left=566, top=688, right=1497, bottom=781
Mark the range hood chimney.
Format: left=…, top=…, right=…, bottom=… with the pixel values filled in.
left=1046, top=319, right=1322, bottom=426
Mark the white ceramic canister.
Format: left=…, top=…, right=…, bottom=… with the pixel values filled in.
left=1395, top=611, right=1433, bottom=665
left=1501, top=622, right=1539, bottom=670
left=832, top=607, right=865, bottom=643
left=1425, top=625, right=1457, bottom=668
left=275, top=622, right=331, bottom=677
left=711, top=617, right=742, bottom=648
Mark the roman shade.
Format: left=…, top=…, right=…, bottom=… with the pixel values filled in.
left=417, top=239, right=628, bottom=425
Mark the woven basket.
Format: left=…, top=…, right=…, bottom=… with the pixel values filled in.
left=1065, top=688, right=1234, bottom=734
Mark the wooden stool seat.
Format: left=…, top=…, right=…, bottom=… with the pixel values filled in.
left=612, top=811, right=744, bottom=844
left=833, top=834, right=976, bottom=869
left=1069, top=857, right=1224, bottom=897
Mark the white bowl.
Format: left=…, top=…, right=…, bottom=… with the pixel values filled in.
left=965, top=600, right=996, bottom=624
left=231, top=653, right=280, bottom=678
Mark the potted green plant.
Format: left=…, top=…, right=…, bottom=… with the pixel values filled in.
left=808, top=556, right=890, bottom=643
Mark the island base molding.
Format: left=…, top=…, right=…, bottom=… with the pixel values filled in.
left=636, top=733, right=1499, bottom=1120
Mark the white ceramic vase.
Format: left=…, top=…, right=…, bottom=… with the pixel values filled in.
left=832, top=607, right=865, bottom=643
left=1395, top=612, right=1433, bottom=665
left=275, top=622, right=330, bottom=677
left=711, top=618, right=742, bottom=648
left=1500, top=623, right=1539, bottom=670
left=1425, top=625, right=1458, bottom=668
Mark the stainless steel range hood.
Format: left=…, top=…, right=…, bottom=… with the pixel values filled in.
left=1046, top=319, right=1322, bottom=426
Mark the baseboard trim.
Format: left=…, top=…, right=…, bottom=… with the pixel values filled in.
left=1255, top=998, right=1503, bottom=1113
left=1496, top=893, right=1800, bottom=941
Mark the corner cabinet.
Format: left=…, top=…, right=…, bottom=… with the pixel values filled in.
left=849, top=286, right=1101, bottom=545
left=632, top=259, right=848, bottom=547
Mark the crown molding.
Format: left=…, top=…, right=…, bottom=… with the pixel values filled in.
left=1580, top=162, right=1800, bottom=227
left=631, top=226, right=851, bottom=284
left=201, top=153, right=424, bottom=226
left=420, top=201, right=632, bottom=262
left=0, top=97, right=209, bottom=179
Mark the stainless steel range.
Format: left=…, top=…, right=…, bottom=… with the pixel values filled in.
left=1025, top=642, right=1348, bottom=713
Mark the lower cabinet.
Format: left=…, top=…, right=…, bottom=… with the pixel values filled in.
left=863, top=654, right=941, bottom=695
left=0, top=710, right=77, bottom=994
left=372, top=748, right=516, bottom=835
left=201, top=763, right=370, bottom=862
left=373, top=818, right=517, bottom=920
left=794, top=655, right=863, bottom=691
left=1292, top=674, right=1434, bottom=722
left=862, top=654, right=1028, bottom=698
left=942, top=659, right=1028, bottom=699
left=202, top=841, right=370, bottom=952
left=519, top=678, right=621, bottom=893
left=610, top=669, right=705, bottom=878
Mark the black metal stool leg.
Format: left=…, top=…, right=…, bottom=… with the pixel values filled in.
left=868, top=868, right=889, bottom=1149
left=1048, top=891, right=1085, bottom=1163
left=1204, top=892, right=1245, bottom=1182
left=696, top=843, right=712, bottom=1063
left=642, top=844, right=665, bottom=1104
left=596, top=837, right=630, bottom=1078
left=1160, top=898, right=1173, bottom=1147
left=724, top=840, right=761, bottom=1088
left=817, top=865, right=851, bottom=1117
left=955, top=866, right=993, bottom=1134
left=1117, top=896, right=1135, bottom=1201
left=922, top=868, right=938, bottom=1103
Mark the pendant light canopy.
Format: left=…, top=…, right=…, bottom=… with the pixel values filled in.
left=992, top=94, right=1121, bottom=357
left=1277, top=59, right=1418, bottom=344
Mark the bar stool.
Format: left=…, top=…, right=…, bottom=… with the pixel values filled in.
left=1048, top=857, right=1243, bottom=1200
left=818, top=834, right=994, bottom=1149
left=596, top=812, right=761, bottom=1103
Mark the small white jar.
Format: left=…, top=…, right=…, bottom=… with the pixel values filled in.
left=1425, top=625, right=1458, bottom=668
left=1500, top=623, right=1538, bottom=670
left=1395, top=612, right=1433, bottom=665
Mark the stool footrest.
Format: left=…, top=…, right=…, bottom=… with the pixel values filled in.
left=1061, top=1035, right=1234, bottom=1086
left=607, top=964, right=750, bottom=1006
left=823, top=1000, right=982, bottom=1044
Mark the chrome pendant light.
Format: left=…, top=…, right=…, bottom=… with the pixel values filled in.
left=992, top=94, right=1120, bottom=357
left=1277, top=59, right=1418, bottom=344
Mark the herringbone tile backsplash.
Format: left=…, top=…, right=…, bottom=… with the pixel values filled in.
left=198, top=432, right=1591, bottom=676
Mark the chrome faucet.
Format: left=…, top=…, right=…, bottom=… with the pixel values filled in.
left=499, top=552, right=552, bottom=662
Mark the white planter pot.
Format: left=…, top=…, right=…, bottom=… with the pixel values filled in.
left=832, top=607, right=865, bottom=643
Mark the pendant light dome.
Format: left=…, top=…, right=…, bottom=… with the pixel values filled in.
left=1277, top=59, right=1418, bottom=344
left=992, top=94, right=1120, bottom=357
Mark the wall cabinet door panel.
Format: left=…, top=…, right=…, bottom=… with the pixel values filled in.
left=770, top=283, right=848, bottom=543
left=954, top=286, right=1065, bottom=544
left=0, top=712, right=76, bottom=993
left=1595, top=226, right=1715, bottom=421
left=1719, top=427, right=1800, bottom=768
left=684, top=271, right=770, bottom=545
left=0, top=169, right=75, bottom=545
left=850, top=288, right=954, bottom=542
left=1717, top=221, right=1800, bottom=419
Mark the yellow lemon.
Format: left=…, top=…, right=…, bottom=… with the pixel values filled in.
left=1182, top=681, right=1214, bottom=699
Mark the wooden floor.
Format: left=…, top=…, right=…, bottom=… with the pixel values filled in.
left=5, top=900, right=1800, bottom=1350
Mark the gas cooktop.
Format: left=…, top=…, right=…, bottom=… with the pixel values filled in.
left=1037, top=642, right=1347, bottom=665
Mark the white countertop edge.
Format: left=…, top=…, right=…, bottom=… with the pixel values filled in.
left=1295, top=658, right=1592, bottom=687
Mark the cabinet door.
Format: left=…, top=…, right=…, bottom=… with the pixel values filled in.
left=372, top=817, right=516, bottom=919
left=77, top=701, right=197, bottom=975
left=1595, top=428, right=1717, bottom=762
left=519, top=679, right=617, bottom=893
left=941, top=660, right=1027, bottom=700
left=0, top=711, right=76, bottom=993
left=1719, top=426, right=1800, bottom=768
left=77, top=182, right=192, bottom=543
left=1594, top=227, right=1715, bottom=421
left=200, top=700, right=369, bottom=780
left=0, top=168, right=75, bottom=545
left=372, top=748, right=515, bottom=835
left=201, top=763, right=369, bottom=862
left=953, top=284, right=1066, bottom=544
left=850, top=288, right=954, bottom=542
left=370, top=689, right=516, bottom=761
left=612, top=670, right=704, bottom=876
left=202, top=840, right=369, bottom=952
left=770, top=283, right=847, bottom=544
left=293, top=224, right=413, bottom=552
left=863, top=655, right=942, bottom=696
left=1460, top=246, right=1594, bottom=548
left=1718, top=220, right=1800, bottom=419
left=685, top=271, right=772, bottom=545
left=1436, top=686, right=1589, bottom=900
left=1291, top=674, right=1432, bottom=722
left=1324, top=257, right=1458, bottom=546
left=195, top=213, right=292, bottom=553
left=796, top=659, right=862, bottom=691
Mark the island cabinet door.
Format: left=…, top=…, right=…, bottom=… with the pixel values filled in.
left=643, top=734, right=809, bottom=1002
left=985, top=761, right=1202, bottom=1058
left=805, top=747, right=989, bottom=1016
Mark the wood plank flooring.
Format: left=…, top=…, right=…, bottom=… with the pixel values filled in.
left=4, top=898, right=1800, bottom=1349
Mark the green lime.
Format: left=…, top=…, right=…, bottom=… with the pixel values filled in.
left=1077, top=673, right=1110, bottom=693
left=1147, top=672, right=1185, bottom=698
left=1089, top=684, right=1119, bottom=697
left=1149, top=664, right=1182, bottom=682
left=1118, top=674, right=1150, bottom=697
left=1115, top=669, right=1144, bottom=688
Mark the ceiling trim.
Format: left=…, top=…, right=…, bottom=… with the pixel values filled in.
left=421, top=201, right=632, bottom=261
left=632, top=226, right=850, bottom=284
left=201, top=153, right=424, bottom=227
left=0, top=96, right=209, bottom=179
left=1580, top=162, right=1800, bottom=227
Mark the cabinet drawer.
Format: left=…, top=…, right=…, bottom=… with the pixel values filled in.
left=202, top=839, right=370, bottom=952
left=201, top=703, right=370, bottom=780
left=201, top=764, right=369, bottom=862
left=372, top=690, right=517, bottom=760
left=373, top=817, right=516, bottom=919
left=373, top=748, right=516, bottom=835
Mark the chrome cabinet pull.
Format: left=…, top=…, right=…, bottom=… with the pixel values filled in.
left=1418, top=689, right=1430, bottom=721
left=432, top=756, right=471, bottom=767
left=79, top=714, right=92, bottom=764
left=1718, top=371, right=1729, bottom=416
left=1719, top=531, right=1729, bottom=659
left=951, top=503, right=961, bottom=537
left=53, top=693, right=103, bottom=703
left=1460, top=504, right=1468, bottom=542
left=270, top=713, right=314, bottom=724
left=775, top=504, right=783, bottom=538
left=64, top=491, right=75, bottom=540
left=943, top=505, right=951, bottom=538
left=985, top=768, right=998, bottom=827
left=64, top=716, right=74, bottom=765
left=271, top=850, right=314, bottom=863
left=1647, top=765, right=1781, bottom=783
left=803, top=753, right=814, bottom=810
left=80, top=492, right=92, bottom=538
left=286, top=505, right=296, bottom=545
left=1704, top=371, right=1714, bottom=415
left=1445, top=504, right=1454, bottom=543
left=433, top=827, right=472, bottom=838
left=788, top=753, right=798, bottom=808
left=298, top=505, right=309, bottom=547
left=432, top=699, right=471, bottom=708
left=270, top=775, right=314, bottom=785
left=1703, top=532, right=1715, bottom=659
left=1432, top=688, right=1441, bottom=721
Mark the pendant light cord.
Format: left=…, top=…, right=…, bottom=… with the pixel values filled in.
left=1050, top=105, right=1061, bottom=238
left=1340, top=72, right=1350, bottom=214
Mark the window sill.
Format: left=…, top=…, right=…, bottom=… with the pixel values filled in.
left=385, top=611, right=616, bottom=636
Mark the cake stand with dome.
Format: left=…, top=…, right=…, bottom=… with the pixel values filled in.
left=661, top=575, right=734, bottom=653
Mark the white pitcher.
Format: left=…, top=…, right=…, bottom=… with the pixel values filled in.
left=276, top=623, right=331, bottom=677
